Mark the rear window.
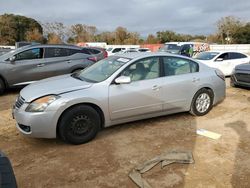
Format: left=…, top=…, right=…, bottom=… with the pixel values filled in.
left=80, top=48, right=92, bottom=55
left=87, top=48, right=101, bottom=54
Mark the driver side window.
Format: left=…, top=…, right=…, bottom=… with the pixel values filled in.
left=121, top=57, right=160, bottom=82
left=217, top=53, right=229, bottom=61
left=15, top=48, right=43, bottom=61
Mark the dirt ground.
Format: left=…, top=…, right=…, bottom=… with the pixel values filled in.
left=0, top=78, right=250, bottom=188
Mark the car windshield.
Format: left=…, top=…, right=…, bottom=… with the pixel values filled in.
left=195, top=52, right=220, bottom=60
left=75, top=56, right=131, bottom=83
left=106, top=48, right=113, bottom=52
left=158, top=44, right=181, bottom=53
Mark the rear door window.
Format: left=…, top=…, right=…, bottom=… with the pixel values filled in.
left=44, top=48, right=69, bottom=58
left=163, top=57, right=199, bottom=76
left=229, top=52, right=247, bottom=59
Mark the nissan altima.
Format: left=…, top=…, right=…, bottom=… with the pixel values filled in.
left=13, top=53, right=226, bottom=144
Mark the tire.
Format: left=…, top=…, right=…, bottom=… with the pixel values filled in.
left=190, top=88, right=214, bottom=116
left=230, top=78, right=236, bottom=87
left=0, top=78, right=5, bottom=95
left=58, top=105, right=101, bottom=144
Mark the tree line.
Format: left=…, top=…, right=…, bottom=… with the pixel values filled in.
left=0, top=14, right=249, bottom=45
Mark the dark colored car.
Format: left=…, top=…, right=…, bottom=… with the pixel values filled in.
left=231, top=63, right=250, bottom=88
left=0, top=151, right=17, bottom=188
left=0, top=44, right=99, bottom=94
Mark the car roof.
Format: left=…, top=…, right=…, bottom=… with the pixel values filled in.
left=28, top=44, right=81, bottom=48
left=113, top=52, right=188, bottom=59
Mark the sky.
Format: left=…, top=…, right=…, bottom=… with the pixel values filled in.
left=1, top=0, right=250, bottom=36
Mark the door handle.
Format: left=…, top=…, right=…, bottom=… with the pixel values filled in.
left=67, top=60, right=71, bottom=63
left=192, top=78, right=200, bottom=82
left=152, top=85, right=160, bottom=90
left=37, top=63, right=45, bottom=67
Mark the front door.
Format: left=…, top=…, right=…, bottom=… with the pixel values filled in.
left=7, top=47, right=44, bottom=86
left=108, top=57, right=163, bottom=120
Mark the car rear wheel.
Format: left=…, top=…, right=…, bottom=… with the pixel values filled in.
left=58, top=105, right=101, bottom=144
left=190, top=88, right=214, bottom=116
left=0, top=78, right=5, bottom=95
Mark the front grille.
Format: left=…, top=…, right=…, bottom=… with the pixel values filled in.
left=235, top=73, right=250, bottom=83
left=15, top=96, right=25, bottom=109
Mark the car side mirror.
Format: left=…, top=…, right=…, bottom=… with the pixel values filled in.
left=9, top=56, right=16, bottom=63
left=216, top=58, right=223, bottom=62
left=115, top=76, right=131, bottom=84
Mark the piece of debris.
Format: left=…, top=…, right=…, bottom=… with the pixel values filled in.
left=129, top=150, right=194, bottom=188
left=196, top=129, right=221, bottom=140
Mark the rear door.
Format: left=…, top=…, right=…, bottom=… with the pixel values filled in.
left=161, top=56, right=200, bottom=111
left=108, top=57, right=163, bottom=120
left=42, top=47, right=84, bottom=78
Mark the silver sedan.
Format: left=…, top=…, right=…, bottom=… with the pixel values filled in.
left=13, top=53, right=226, bottom=144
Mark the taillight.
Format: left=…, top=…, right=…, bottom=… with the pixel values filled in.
left=103, top=50, right=108, bottom=58
left=87, top=56, right=98, bottom=62
left=215, top=69, right=225, bottom=81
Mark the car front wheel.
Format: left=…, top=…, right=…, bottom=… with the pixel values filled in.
left=190, top=88, right=214, bottom=116
left=0, top=79, right=5, bottom=95
left=58, top=105, right=101, bottom=144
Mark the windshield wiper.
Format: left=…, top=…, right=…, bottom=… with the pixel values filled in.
left=71, top=73, right=84, bottom=81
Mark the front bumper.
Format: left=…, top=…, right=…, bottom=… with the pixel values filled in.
left=231, top=73, right=250, bottom=88
left=12, top=103, right=58, bottom=138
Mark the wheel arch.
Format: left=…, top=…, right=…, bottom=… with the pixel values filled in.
left=190, top=87, right=215, bottom=110
left=56, top=102, right=105, bottom=137
left=0, top=74, right=8, bottom=88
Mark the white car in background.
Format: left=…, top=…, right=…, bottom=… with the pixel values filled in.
left=106, top=47, right=126, bottom=56
left=195, top=51, right=250, bottom=76
left=117, top=48, right=152, bottom=54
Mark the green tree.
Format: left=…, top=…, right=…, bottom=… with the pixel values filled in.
left=69, top=24, right=97, bottom=43
left=216, top=16, right=243, bottom=44
left=0, top=14, right=43, bottom=45
left=114, top=27, right=128, bottom=44
left=42, top=22, right=67, bottom=43
left=233, top=23, right=250, bottom=44
left=145, top=34, right=159, bottom=44
left=25, top=28, right=44, bottom=43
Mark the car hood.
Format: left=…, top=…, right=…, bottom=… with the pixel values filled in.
left=20, top=74, right=93, bottom=102
left=235, top=63, right=250, bottom=71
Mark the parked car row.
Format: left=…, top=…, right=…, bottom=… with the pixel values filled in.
left=0, top=44, right=107, bottom=94
left=12, top=52, right=226, bottom=144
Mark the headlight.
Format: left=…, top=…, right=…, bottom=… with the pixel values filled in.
left=25, top=95, right=60, bottom=112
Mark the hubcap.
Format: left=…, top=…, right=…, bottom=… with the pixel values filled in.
left=70, top=114, right=92, bottom=136
left=195, top=93, right=211, bottom=113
